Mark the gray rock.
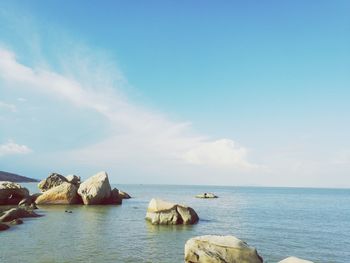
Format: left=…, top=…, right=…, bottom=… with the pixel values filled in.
left=185, top=235, right=263, bottom=263
left=0, top=223, right=9, bottom=231
left=0, top=181, right=29, bottom=205
left=146, top=198, right=199, bottom=225
left=9, top=218, right=23, bottom=225
left=195, top=192, right=218, bottom=198
left=119, top=190, right=131, bottom=199
left=77, top=171, right=112, bottom=205
left=0, top=207, right=41, bottom=222
left=38, top=173, right=68, bottom=192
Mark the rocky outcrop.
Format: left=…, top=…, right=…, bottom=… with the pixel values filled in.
left=119, top=190, right=131, bottom=199
left=195, top=193, right=218, bottom=198
left=184, top=235, right=263, bottom=263
left=146, top=198, right=199, bottom=225
left=66, top=175, right=81, bottom=186
left=0, top=223, right=9, bottom=231
left=0, top=207, right=41, bottom=222
left=106, top=188, right=122, bottom=205
left=0, top=181, right=29, bottom=205
left=278, top=257, right=314, bottom=263
left=77, top=171, right=113, bottom=205
left=38, top=173, right=68, bottom=192
left=35, top=182, right=81, bottom=205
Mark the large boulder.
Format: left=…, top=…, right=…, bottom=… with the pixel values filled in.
left=278, top=257, right=314, bottom=263
left=38, top=173, right=68, bottom=192
left=77, top=171, right=112, bottom=205
left=0, top=207, right=41, bottom=222
left=0, top=181, right=29, bottom=205
left=119, top=190, right=131, bottom=199
left=66, top=174, right=81, bottom=186
left=185, top=235, right=263, bottom=263
left=195, top=192, right=218, bottom=198
left=146, top=198, right=199, bottom=225
left=35, top=182, right=81, bottom=205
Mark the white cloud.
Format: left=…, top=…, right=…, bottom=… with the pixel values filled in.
left=0, top=101, right=17, bottom=112
left=0, top=140, right=32, bottom=157
left=183, top=139, right=256, bottom=169
left=0, top=47, right=257, bottom=173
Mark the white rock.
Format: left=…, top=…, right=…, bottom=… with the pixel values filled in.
left=146, top=198, right=199, bottom=225
left=185, top=235, right=263, bottom=263
left=278, top=257, right=314, bottom=263
left=77, top=171, right=112, bottom=205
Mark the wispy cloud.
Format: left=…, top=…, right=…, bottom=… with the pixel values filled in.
left=0, top=140, right=32, bottom=157
left=0, top=101, right=17, bottom=112
left=0, top=47, right=258, bottom=175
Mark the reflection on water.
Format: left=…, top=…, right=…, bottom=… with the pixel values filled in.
left=0, top=184, right=349, bottom=263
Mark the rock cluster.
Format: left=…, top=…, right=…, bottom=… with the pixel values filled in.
left=146, top=198, right=199, bottom=225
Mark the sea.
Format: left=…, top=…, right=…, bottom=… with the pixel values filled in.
left=1, top=184, right=349, bottom=263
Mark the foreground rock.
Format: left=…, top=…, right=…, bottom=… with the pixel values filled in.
left=0, top=207, right=41, bottom=222
left=146, top=198, right=199, bottom=225
left=195, top=192, right=218, bottom=198
left=119, top=190, right=131, bottom=199
left=185, top=235, right=263, bottom=263
left=36, top=182, right=81, bottom=205
left=0, top=223, right=9, bottom=231
left=38, top=173, right=68, bottom=192
left=77, top=171, right=115, bottom=205
left=0, top=181, right=29, bottom=205
left=278, top=257, right=314, bottom=263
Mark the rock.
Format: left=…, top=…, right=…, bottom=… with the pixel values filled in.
left=38, top=173, right=68, bottom=192
left=9, top=218, right=23, bottom=225
left=278, top=257, right=314, bottom=263
left=195, top=192, right=218, bottom=198
left=0, top=223, right=9, bottom=231
left=77, top=171, right=112, bottom=205
left=18, top=197, right=38, bottom=209
left=0, top=207, right=41, bottom=222
left=0, top=181, right=29, bottom=205
left=105, top=188, right=122, bottom=205
left=119, top=190, right=131, bottom=199
left=146, top=198, right=199, bottom=225
left=66, top=174, right=81, bottom=186
left=35, top=182, right=81, bottom=205
left=184, top=235, right=263, bottom=263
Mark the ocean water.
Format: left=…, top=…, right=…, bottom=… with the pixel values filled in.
left=1, top=184, right=349, bottom=263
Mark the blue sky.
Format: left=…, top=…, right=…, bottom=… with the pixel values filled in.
left=0, top=1, right=349, bottom=187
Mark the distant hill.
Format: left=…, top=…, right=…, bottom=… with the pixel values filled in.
left=0, top=171, right=39, bottom=182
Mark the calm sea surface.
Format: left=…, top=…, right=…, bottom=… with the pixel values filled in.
left=1, top=184, right=349, bottom=263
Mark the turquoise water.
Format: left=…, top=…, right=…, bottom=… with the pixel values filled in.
left=1, top=184, right=349, bottom=263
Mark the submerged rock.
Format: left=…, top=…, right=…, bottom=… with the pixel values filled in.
left=0, top=207, right=41, bottom=222
left=0, top=223, right=9, bottom=231
left=77, top=171, right=112, bottom=205
left=146, top=198, right=199, bottom=225
left=38, top=173, right=68, bottom=192
left=184, top=235, right=263, bottom=263
left=278, top=257, right=314, bottom=263
left=195, top=192, right=218, bottom=198
left=119, top=190, right=131, bottom=199
left=0, top=181, right=29, bottom=205
left=35, top=182, right=81, bottom=205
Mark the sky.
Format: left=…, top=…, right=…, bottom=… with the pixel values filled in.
left=0, top=1, right=349, bottom=187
